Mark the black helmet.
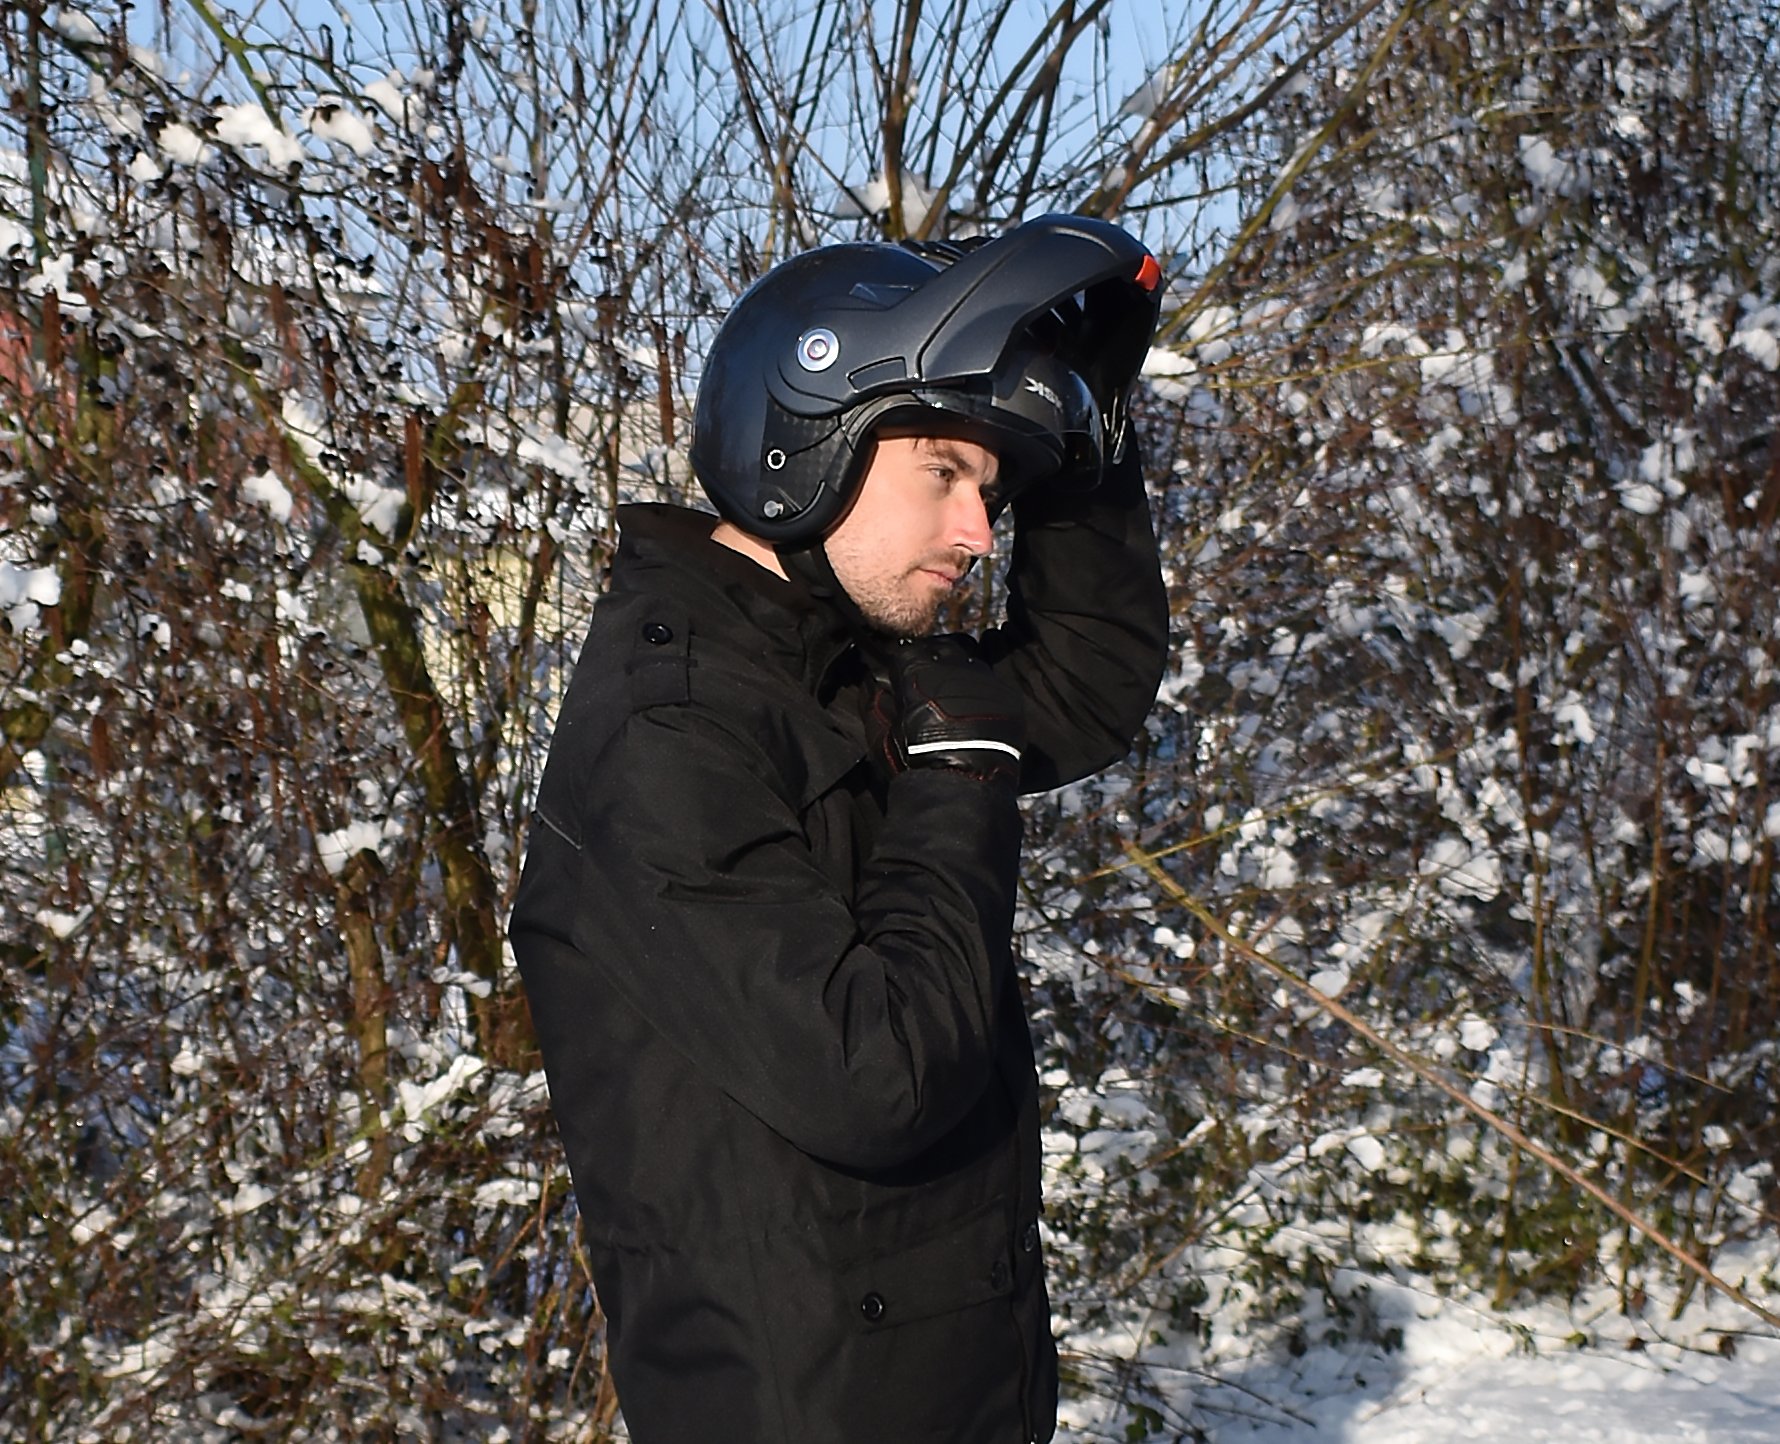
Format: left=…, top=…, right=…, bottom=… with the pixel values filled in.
left=689, top=213, right=1164, bottom=545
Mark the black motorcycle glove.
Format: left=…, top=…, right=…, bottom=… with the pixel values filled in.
left=884, top=634, right=1026, bottom=786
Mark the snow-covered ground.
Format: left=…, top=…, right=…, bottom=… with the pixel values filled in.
left=1060, top=1249, right=1780, bottom=1442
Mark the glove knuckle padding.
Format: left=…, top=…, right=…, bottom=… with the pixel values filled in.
left=889, top=635, right=1025, bottom=782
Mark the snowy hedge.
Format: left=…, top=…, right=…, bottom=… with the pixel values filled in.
left=4, top=0, right=1778, bottom=1436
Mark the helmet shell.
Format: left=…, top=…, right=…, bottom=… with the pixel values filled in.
left=689, top=214, right=1161, bottom=544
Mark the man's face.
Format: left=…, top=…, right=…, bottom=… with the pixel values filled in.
left=824, top=434, right=999, bottom=637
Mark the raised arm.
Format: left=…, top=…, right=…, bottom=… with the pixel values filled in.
left=979, top=445, right=1170, bottom=792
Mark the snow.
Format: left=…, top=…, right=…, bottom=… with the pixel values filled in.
left=1, top=561, right=61, bottom=630
left=1419, top=835, right=1503, bottom=901
left=221, top=1182, right=277, bottom=1216
left=1731, top=308, right=1779, bottom=369
left=395, top=1054, right=486, bottom=1140
left=1432, top=604, right=1492, bottom=660
left=363, top=74, right=425, bottom=133
left=240, top=468, right=294, bottom=522
left=1686, top=756, right=1735, bottom=791
left=1319, top=1341, right=1778, bottom=1443
left=342, top=473, right=406, bottom=537
left=1552, top=693, right=1598, bottom=744
left=1255, top=1317, right=1769, bottom=1441
left=1057, top=1266, right=1780, bottom=1442
left=212, top=103, right=305, bottom=172
left=70, top=1204, right=116, bottom=1245
left=1360, top=322, right=1424, bottom=357
left=278, top=398, right=404, bottom=535
left=1121, top=71, right=1169, bottom=120
left=482, top=419, right=592, bottom=484
left=156, top=121, right=211, bottom=167
left=1257, top=843, right=1298, bottom=888
left=836, top=170, right=939, bottom=231
left=304, top=99, right=377, bottom=157
left=1187, top=305, right=1239, bottom=345
left=473, top=1177, right=535, bottom=1209
left=1356, top=178, right=1402, bottom=217
left=314, top=817, right=399, bottom=874
left=1518, top=135, right=1590, bottom=197
left=34, top=906, right=87, bottom=938
left=281, top=395, right=327, bottom=460
left=1143, top=346, right=1194, bottom=377
left=52, top=7, right=104, bottom=45
left=1638, top=429, right=1695, bottom=488
left=1346, top=1133, right=1386, bottom=1172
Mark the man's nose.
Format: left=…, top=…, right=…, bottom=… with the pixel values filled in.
left=950, top=486, right=994, bottom=557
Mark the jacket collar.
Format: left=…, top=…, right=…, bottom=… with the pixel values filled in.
left=611, top=504, right=858, bottom=697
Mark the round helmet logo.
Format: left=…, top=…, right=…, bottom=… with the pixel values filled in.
left=796, top=328, right=840, bottom=372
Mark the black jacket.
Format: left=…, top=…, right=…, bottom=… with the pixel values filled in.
left=509, top=457, right=1167, bottom=1444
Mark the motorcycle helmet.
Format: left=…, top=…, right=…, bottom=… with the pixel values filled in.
left=689, top=213, right=1163, bottom=546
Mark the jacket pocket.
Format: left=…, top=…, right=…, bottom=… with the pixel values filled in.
left=838, top=1201, right=1016, bottom=1332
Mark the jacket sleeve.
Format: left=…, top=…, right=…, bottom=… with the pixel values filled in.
left=978, top=444, right=1170, bottom=792
left=518, top=698, right=1024, bottom=1172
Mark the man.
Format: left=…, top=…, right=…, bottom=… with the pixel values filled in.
left=509, top=214, right=1169, bottom=1444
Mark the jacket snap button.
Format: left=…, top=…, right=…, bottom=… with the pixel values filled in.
left=989, top=1260, right=1011, bottom=1291
left=1022, top=1222, right=1039, bottom=1253
left=859, top=1291, right=886, bottom=1322
left=642, top=622, right=674, bottom=645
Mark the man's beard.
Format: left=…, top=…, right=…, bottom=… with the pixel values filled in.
left=836, top=553, right=972, bottom=639
left=849, top=571, right=945, bottom=638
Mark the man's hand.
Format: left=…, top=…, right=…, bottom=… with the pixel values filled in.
left=884, top=634, right=1025, bottom=785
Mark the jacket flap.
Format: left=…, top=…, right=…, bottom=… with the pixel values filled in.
left=790, top=707, right=867, bottom=813
left=699, top=662, right=867, bottom=813
left=839, top=1203, right=1013, bottom=1331
left=625, top=601, right=694, bottom=709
